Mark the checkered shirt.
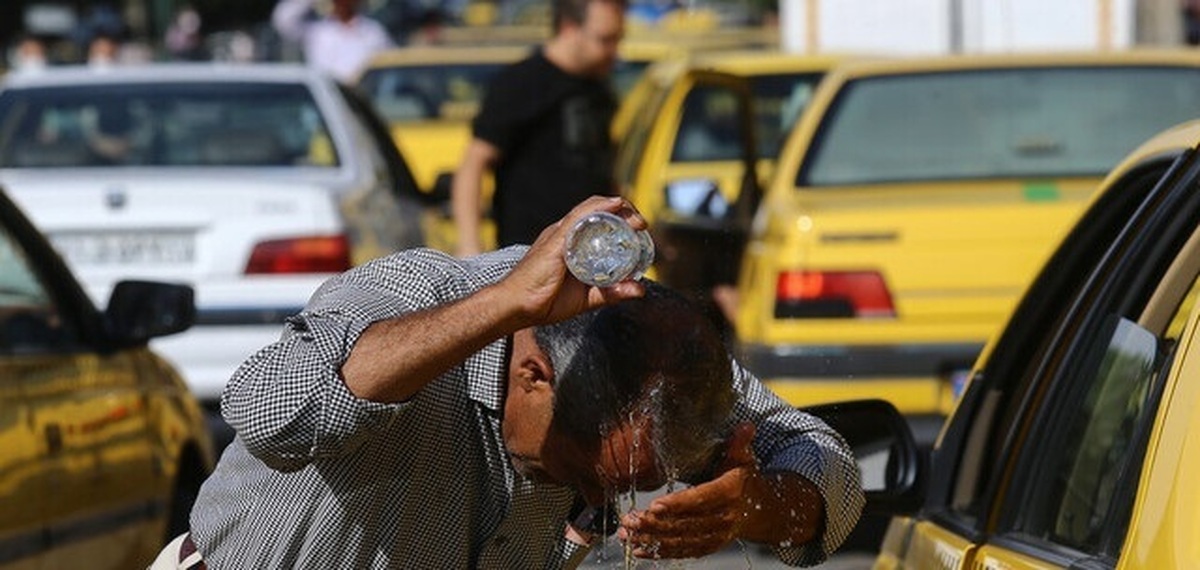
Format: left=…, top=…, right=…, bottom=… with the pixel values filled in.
left=188, top=246, right=864, bottom=569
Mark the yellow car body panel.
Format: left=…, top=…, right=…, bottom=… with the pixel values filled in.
left=968, top=547, right=1067, bottom=570
left=357, top=46, right=530, bottom=252
left=736, top=49, right=1200, bottom=433
left=874, top=119, right=1200, bottom=569
left=1119, top=292, right=1200, bottom=570
left=900, top=520, right=977, bottom=570
left=739, top=179, right=1096, bottom=345
left=1, top=349, right=212, bottom=568
left=619, top=49, right=844, bottom=228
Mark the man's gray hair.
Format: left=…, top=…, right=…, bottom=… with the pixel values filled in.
left=533, top=281, right=736, bottom=481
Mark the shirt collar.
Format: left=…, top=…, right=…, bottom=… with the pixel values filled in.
left=467, top=334, right=510, bottom=412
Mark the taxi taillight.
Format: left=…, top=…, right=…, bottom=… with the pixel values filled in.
left=775, top=270, right=896, bottom=318
left=245, top=235, right=351, bottom=274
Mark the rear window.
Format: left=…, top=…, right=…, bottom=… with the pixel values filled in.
left=750, top=72, right=823, bottom=159
left=357, top=63, right=506, bottom=122
left=672, top=72, right=824, bottom=162
left=0, top=82, right=338, bottom=168
left=800, top=66, right=1200, bottom=186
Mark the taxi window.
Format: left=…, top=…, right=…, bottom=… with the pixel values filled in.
left=0, top=83, right=338, bottom=168
left=615, top=84, right=670, bottom=189
left=613, top=59, right=652, bottom=100
left=0, top=225, right=74, bottom=353
left=800, top=67, right=1200, bottom=186
left=1009, top=316, right=1163, bottom=554
left=357, top=63, right=506, bottom=122
left=936, top=161, right=1173, bottom=530
left=749, top=72, right=822, bottom=159
left=671, top=86, right=742, bottom=162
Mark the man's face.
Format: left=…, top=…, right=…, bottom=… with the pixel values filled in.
left=566, top=0, right=625, bottom=78
left=503, top=330, right=665, bottom=505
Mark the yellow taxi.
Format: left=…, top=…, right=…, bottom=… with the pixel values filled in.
left=355, top=36, right=748, bottom=253
left=0, top=185, right=213, bottom=568
left=873, top=117, right=1200, bottom=569
left=733, top=50, right=1200, bottom=446
left=612, top=50, right=849, bottom=322
left=355, top=45, right=530, bottom=252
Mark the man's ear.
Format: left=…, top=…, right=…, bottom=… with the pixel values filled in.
left=512, top=329, right=555, bottom=388
left=513, top=352, right=555, bottom=391
left=528, top=352, right=555, bottom=387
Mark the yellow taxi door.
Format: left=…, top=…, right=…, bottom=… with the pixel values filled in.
left=29, top=351, right=161, bottom=569
left=620, top=69, right=754, bottom=227
left=0, top=225, right=158, bottom=568
left=875, top=138, right=1200, bottom=570
left=615, top=69, right=758, bottom=311
left=897, top=520, right=977, bottom=570
left=0, top=357, right=46, bottom=570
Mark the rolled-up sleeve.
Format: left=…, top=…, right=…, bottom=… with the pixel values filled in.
left=220, top=249, right=469, bottom=472
left=221, top=309, right=400, bottom=472
left=729, top=362, right=865, bottom=566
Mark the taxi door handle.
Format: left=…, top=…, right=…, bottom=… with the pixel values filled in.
left=44, top=423, right=63, bottom=454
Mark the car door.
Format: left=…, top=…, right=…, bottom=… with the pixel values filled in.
left=0, top=220, right=50, bottom=567
left=972, top=148, right=1200, bottom=568
left=615, top=70, right=759, bottom=322
left=878, top=144, right=1200, bottom=569
left=0, top=193, right=159, bottom=568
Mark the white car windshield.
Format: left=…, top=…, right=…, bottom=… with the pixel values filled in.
left=0, top=82, right=340, bottom=168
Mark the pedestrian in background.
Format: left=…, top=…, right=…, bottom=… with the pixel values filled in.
left=1185, top=0, right=1200, bottom=45
left=272, top=0, right=394, bottom=84
left=9, top=34, right=49, bottom=74
left=451, top=0, right=625, bottom=257
left=148, top=196, right=864, bottom=569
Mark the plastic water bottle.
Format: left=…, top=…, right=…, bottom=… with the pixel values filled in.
left=564, top=211, right=655, bottom=287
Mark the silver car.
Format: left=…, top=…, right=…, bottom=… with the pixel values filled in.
left=0, top=63, right=427, bottom=445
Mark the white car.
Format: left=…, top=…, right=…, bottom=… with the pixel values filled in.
left=0, top=63, right=427, bottom=445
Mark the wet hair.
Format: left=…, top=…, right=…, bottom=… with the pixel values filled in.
left=552, top=0, right=628, bottom=32
left=533, top=281, right=735, bottom=481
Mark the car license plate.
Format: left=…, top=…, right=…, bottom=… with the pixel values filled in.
left=51, top=231, right=195, bottom=265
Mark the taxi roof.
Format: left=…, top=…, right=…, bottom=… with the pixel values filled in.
left=824, top=48, right=1200, bottom=80
left=362, top=45, right=533, bottom=69
left=1099, top=119, right=1200, bottom=191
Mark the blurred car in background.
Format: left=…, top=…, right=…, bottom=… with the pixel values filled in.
left=0, top=63, right=426, bottom=446
left=732, top=50, right=1200, bottom=447
left=0, top=184, right=212, bottom=568
left=874, top=117, right=1200, bottom=569
left=613, top=50, right=849, bottom=328
left=355, top=45, right=529, bottom=251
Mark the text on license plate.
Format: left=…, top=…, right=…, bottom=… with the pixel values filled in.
left=51, top=231, right=195, bottom=265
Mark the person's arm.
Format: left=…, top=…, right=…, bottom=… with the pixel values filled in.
left=618, top=363, right=863, bottom=566
left=450, top=138, right=499, bottom=257
left=223, top=196, right=647, bottom=470
left=271, top=0, right=314, bottom=43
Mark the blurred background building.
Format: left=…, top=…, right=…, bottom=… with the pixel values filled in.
left=0, top=0, right=1193, bottom=72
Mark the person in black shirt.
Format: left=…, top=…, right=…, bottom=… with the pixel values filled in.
left=451, top=0, right=625, bottom=256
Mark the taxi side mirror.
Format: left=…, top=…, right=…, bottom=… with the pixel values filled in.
left=801, top=399, right=926, bottom=516
left=105, top=280, right=195, bottom=344
left=664, top=178, right=729, bottom=221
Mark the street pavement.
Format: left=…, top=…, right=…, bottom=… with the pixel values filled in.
left=579, top=543, right=877, bottom=569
